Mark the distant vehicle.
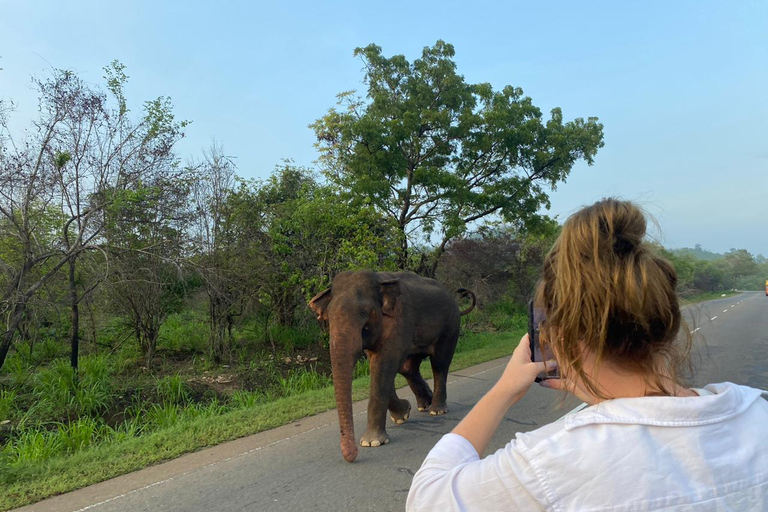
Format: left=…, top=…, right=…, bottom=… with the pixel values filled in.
left=765, top=279, right=768, bottom=296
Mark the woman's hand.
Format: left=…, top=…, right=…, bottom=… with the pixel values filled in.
left=494, top=334, right=553, bottom=403
left=451, top=333, right=553, bottom=456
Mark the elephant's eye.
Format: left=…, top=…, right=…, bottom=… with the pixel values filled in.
left=359, top=310, right=368, bottom=318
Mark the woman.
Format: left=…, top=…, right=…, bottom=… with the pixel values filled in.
left=406, top=199, right=768, bottom=511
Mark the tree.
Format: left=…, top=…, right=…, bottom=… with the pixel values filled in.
left=312, top=41, right=604, bottom=275
left=104, top=177, right=192, bottom=368
left=692, top=260, right=726, bottom=292
left=0, top=63, right=186, bottom=371
left=724, top=249, right=758, bottom=282
left=437, top=219, right=559, bottom=307
left=220, top=165, right=398, bottom=334
left=190, top=142, right=243, bottom=362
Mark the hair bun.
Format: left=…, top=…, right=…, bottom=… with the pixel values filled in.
left=613, top=234, right=636, bottom=255
left=597, top=199, right=646, bottom=256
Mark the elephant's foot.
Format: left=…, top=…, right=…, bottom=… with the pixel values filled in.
left=416, top=398, right=432, bottom=412
left=429, top=402, right=449, bottom=416
left=389, top=399, right=411, bottom=425
left=360, top=429, right=390, bottom=447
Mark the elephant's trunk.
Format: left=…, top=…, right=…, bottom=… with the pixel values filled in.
left=329, top=325, right=359, bottom=462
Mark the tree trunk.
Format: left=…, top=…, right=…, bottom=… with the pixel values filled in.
left=0, top=302, right=26, bottom=370
left=208, top=293, right=229, bottom=363
left=396, top=225, right=409, bottom=271
left=69, top=258, right=80, bottom=371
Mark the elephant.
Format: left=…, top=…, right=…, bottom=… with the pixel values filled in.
left=309, top=270, right=475, bottom=462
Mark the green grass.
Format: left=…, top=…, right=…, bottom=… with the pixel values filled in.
left=0, top=327, right=523, bottom=511
left=681, top=289, right=740, bottom=305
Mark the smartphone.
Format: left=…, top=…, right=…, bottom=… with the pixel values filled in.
left=527, top=300, right=558, bottom=382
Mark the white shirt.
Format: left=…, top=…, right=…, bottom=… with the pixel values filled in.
left=407, top=382, right=768, bottom=511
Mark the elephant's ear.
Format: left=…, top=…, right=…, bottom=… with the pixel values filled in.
left=309, top=288, right=332, bottom=325
left=380, top=279, right=401, bottom=317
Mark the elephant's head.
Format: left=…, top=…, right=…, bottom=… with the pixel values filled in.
left=309, top=271, right=400, bottom=462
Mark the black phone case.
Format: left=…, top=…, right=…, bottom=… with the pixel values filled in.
left=527, top=299, right=544, bottom=383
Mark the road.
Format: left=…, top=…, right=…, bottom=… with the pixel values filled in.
left=15, top=292, right=768, bottom=512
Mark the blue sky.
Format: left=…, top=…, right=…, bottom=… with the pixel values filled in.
left=1, top=0, right=766, bottom=255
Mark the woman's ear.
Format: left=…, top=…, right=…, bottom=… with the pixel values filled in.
left=379, top=279, right=401, bottom=317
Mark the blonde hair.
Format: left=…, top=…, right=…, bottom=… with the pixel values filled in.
left=538, top=198, right=692, bottom=399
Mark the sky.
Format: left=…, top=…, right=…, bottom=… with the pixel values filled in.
left=1, top=0, right=766, bottom=256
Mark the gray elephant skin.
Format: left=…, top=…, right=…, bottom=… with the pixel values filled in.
left=309, top=270, right=475, bottom=462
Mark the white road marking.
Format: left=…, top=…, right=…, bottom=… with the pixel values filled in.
left=723, top=310, right=728, bottom=313
left=710, top=316, right=717, bottom=321
left=731, top=305, right=735, bottom=308
left=691, top=327, right=701, bottom=334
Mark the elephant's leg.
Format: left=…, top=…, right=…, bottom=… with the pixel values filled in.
left=399, top=355, right=433, bottom=411
left=388, top=387, right=411, bottom=425
left=428, top=343, right=456, bottom=416
left=360, top=353, right=398, bottom=447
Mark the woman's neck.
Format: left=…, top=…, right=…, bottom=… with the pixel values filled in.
left=585, top=359, right=694, bottom=402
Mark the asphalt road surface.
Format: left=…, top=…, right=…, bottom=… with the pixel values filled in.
left=16, top=291, right=768, bottom=512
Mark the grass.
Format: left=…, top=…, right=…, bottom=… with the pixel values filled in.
left=0, top=326, right=523, bottom=511
left=681, top=289, right=741, bottom=305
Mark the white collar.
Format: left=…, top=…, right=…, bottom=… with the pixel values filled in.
left=564, top=382, right=768, bottom=430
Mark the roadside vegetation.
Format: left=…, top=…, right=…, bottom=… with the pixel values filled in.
left=1, top=41, right=765, bottom=510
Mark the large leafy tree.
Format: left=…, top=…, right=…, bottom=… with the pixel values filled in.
left=312, top=41, right=604, bottom=274
left=226, top=165, right=398, bottom=330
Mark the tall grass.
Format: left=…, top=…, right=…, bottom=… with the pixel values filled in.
left=230, top=390, right=263, bottom=409
left=278, top=366, right=332, bottom=396
left=2, top=357, right=31, bottom=388
left=353, top=358, right=370, bottom=379
left=3, top=416, right=114, bottom=466
left=156, top=374, right=188, bottom=405
left=30, top=355, right=114, bottom=419
left=159, top=311, right=208, bottom=353
left=268, top=324, right=318, bottom=351
left=57, top=416, right=111, bottom=453
left=4, top=429, right=62, bottom=465
left=0, top=390, right=17, bottom=420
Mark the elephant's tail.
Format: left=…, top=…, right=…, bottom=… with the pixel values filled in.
left=456, top=288, right=476, bottom=316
